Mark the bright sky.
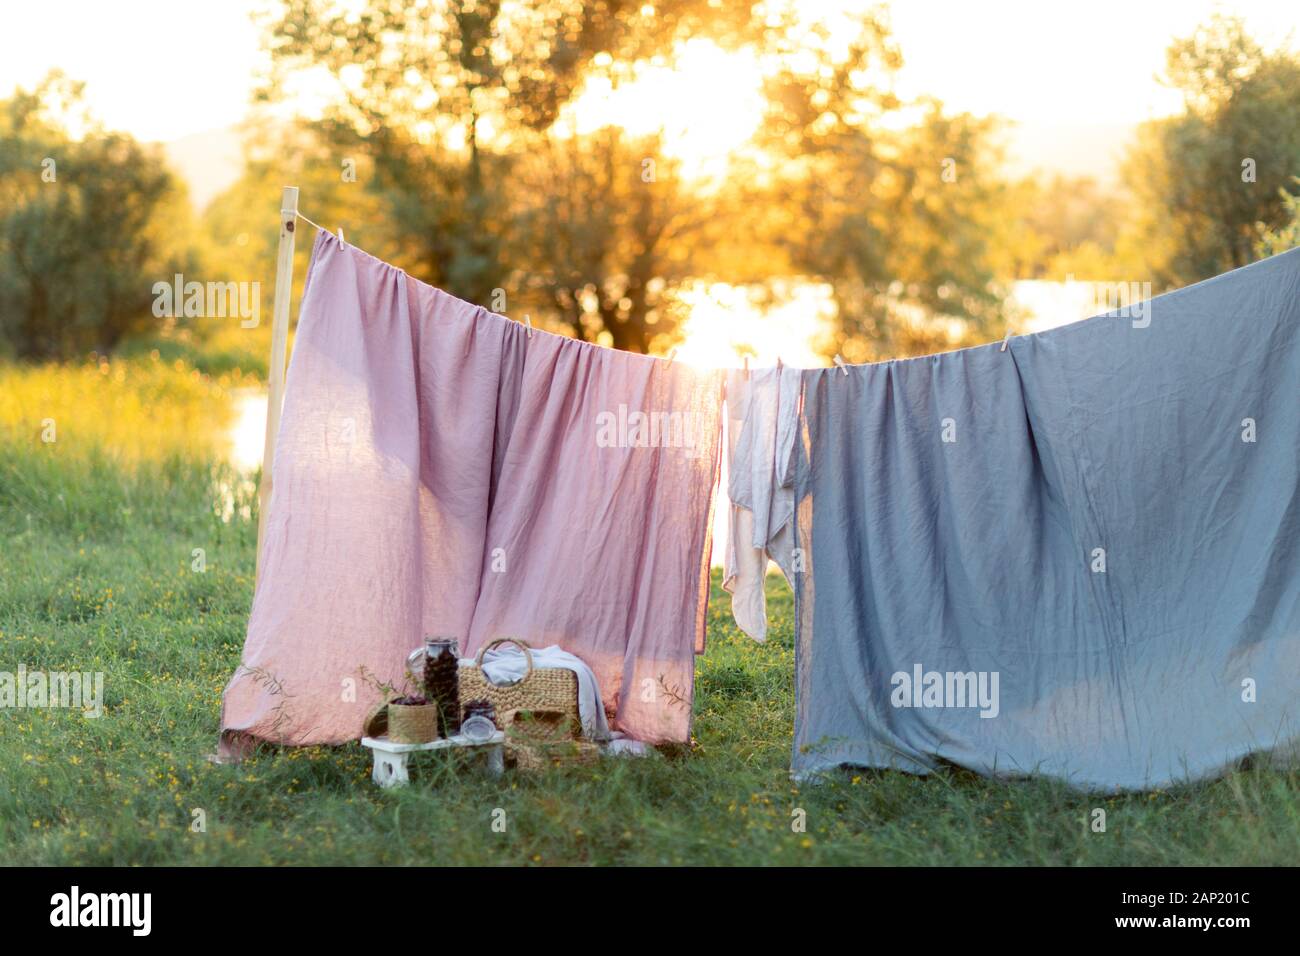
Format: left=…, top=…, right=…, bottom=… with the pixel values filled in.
left=3, top=0, right=1296, bottom=144
left=1, top=1, right=267, bottom=142
left=885, top=0, right=1297, bottom=125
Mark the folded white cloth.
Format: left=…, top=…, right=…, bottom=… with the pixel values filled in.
left=463, top=644, right=611, bottom=741
left=604, top=733, right=650, bottom=757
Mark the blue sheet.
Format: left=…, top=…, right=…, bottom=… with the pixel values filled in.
left=792, top=249, right=1300, bottom=790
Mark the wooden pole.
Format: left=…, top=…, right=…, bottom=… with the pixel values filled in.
left=256, top=185, right=299, bottom=586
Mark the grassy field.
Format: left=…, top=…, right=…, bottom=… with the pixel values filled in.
left=1, top=360, right=1297, bottom=866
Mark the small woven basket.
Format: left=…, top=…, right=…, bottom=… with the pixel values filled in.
left=504, top=709, right=602, bottom=771
left=458, top=638, right=580, bottom=734
left=387, top=701, right=438, bottom=744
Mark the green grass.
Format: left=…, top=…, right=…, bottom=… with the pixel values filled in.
left=1, top=362, right=1297, bottom=865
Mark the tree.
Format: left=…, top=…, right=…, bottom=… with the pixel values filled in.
left=999, top=174, right=1120, bottom=281
left=0, top=74, right=191, bottom=360
left=255, top=2, right=1021, bottom=359
left=1120, top=15, right=1300, bottom=286
left=509, top=126, right=713, bottom=352
left=260, top=0, right=757, bottom=313
left=753, top=11, right=1016, bottom=361
left=1256, top=179, right=1300, bottom=258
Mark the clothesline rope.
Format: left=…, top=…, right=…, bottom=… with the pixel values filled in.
left=294, top=210, right=326, bottom=232
left=295, top=211, right=345, bottom=242
left=292, top=202, right=890, bottom=376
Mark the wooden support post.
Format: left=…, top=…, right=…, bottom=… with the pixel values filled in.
left=255, top=186, right=299, bottom=586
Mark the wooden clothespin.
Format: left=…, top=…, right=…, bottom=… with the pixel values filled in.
left=337, top=226, right=345, bottom=243
left=1000, top=331, right=1012, bottom=352
left=743, top=355, right=750, bottom=381
left=776, top=355, right=783, bottom=370
left=833, top=354, right=849, bottom=376
left=667, top=348, right=677, bottom=365
left=524, top=314, right=533, bottom=339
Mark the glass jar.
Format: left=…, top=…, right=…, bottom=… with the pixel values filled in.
left=422, top=637, right=460, bottom=737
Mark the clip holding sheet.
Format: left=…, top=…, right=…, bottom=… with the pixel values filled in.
left=833, top=354, right=850, bottom=376
left=1000, top=331, right=1012, bottom=352
left=524, top=314, right=533, bottom=339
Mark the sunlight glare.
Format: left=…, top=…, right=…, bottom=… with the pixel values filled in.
left=672, top=280, right=835, bottom=370
left=559, top=39, right=768, bottom=181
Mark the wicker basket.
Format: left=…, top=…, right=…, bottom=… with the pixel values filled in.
left=387, top=701, right=438, bottom=744
left=504, top=709, right=602, bottom=771
left=458, top=638, right=580, bottom=734
left=362, top=699, right=389, bottom=738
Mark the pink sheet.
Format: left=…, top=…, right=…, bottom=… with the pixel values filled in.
left=221, top=232, right=722, bottom=746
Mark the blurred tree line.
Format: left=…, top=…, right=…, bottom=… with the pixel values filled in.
left=3, top=6, right=1300, bottom=365
left=233, top=0, right=1023, bottom=360
left=0, top=74, right=194, bottom=361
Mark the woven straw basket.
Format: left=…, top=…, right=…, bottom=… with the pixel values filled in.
left=362, top=699, right=389, bottom=738
left=387, top=701, right=438, bottom=743
left=458, top=638, right=580, bottom=734
left=504, top=709, right=601, bottom=771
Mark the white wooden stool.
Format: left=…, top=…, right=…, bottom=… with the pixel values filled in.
left=361, top=732, right=506, bottom=788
